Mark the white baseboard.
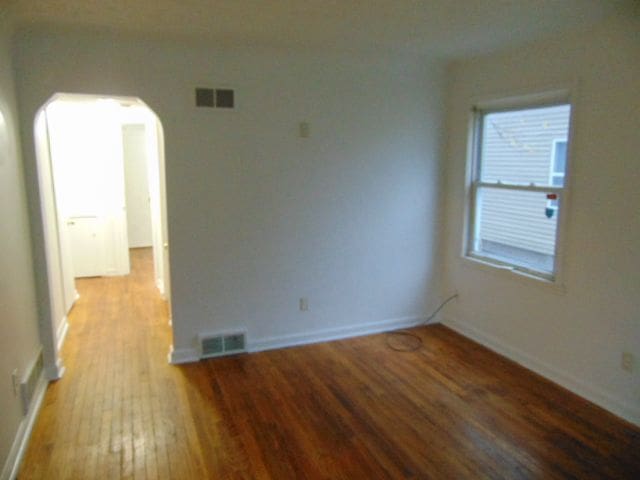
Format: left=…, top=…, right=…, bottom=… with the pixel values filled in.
left=156, top=278, right=165, bottom=297
left=45, top=357, right=65, bottom=381
left=250, top=315, right=426, bottom=353
left=56, top=316, right=69, bottom=352
left=0, top=372, right=48, bottom=480
left=129, top=243, right=153, bottom=249
left=168, top=345, right=199, bottom=364
left=168, top=315, right=427, bottom=365
left=443, top=316, right=640, bottom=427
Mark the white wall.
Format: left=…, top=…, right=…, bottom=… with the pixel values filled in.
left=0, top=14, right=44, bottom=478
left=123, top=124, right=152, bottom=248
left=442, top=10, right=640, bottom=424
left=13, top=30, right=446, bottom=358
left=47, top=101, right=126, bottom=219
left=33, top=111, right=70, bottom=348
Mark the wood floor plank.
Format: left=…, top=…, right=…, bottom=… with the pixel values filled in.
left=18, top=248, right=640, bottom=479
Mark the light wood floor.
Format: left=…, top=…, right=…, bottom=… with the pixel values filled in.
left=20, top=248, right=640, bottom=479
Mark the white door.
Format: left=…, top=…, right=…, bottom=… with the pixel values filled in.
left=158, top=122, right=172, bottom=305
left=47, top=99, right=130, bottom=278
left=57, top=216, right=78, bottom=310
left=123, top=124, right=153, bottom=248
left=143, top=115, right=168, bottom=296
left=66, top=217, right=104, bottom=277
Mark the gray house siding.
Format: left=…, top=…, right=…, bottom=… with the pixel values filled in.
left=478, top=105, right=570, bottom=257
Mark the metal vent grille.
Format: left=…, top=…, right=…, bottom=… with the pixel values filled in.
left=223, top=334, right=245, bottom=352
left=195, top=87, right=214, bottom=107
left=201, top=336, right=223, bottom=357
left=195, top=87, right=235, bottom=108
left=215, top=89, right=234, bottom=108
left=20, top=350, right=43, bottom=414
left=199, top=331, right=246, bottom=359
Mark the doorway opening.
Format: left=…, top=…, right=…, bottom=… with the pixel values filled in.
left=34, top=94, right=172, bottom=377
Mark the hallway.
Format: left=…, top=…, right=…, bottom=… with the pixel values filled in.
left=19, top=248, right=188, bottom=478
left=19, top=250, right=640, bottom=479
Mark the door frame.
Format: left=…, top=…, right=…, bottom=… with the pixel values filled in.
left=33, top=93, right=173, bottom=379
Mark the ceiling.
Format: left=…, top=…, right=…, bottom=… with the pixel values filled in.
left=6, top=0, right=631, bottom=59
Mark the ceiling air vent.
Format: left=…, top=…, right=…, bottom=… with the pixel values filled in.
left=199, top=331, right=247, bottom=359
left=195, top=87, right=235, bottom=109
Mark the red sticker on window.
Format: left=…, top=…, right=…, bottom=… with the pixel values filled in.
left=547, top=193, right=558, bottom=200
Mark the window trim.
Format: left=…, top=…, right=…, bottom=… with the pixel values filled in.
left=464, top=96, right=573, bottom=283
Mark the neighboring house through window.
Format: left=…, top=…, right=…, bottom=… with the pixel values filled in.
left=466, top=96, right=572, bottom=280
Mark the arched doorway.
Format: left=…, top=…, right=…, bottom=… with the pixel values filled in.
left=33, top=94, right=172, bottom=378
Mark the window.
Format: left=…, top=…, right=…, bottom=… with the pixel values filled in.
left=466, top=100, right=572, bottom=280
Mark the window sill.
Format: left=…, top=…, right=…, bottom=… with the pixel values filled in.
left=461, top=254, right=567, bottom=295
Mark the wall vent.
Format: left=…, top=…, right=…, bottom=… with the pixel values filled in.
left=20, top=350, right=44, bottom=414
left=199, top=331, right=247, bottom=359
left=215, top=89, right=234, bottom=108
left=195, top=87, right=214, bottom=107
left=195, top=87, right=235, bottom=109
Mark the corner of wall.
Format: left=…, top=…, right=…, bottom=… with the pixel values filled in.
left=442, top=313, right=640, bottom=426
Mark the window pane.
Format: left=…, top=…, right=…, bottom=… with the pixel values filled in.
left=480, top=105, right=571, bottom=186
left=553, top=141, right=567, bottom=173
left=551, top=174, right=564, bottom=187
left=473, top=187, right=560, bottom=274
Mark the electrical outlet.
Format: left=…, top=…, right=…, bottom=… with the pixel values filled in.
left=621, top=352, right=634, bottom=372
left=299, top=297, right=309, bottom=311
left=11, top=369, right=19, bottom=396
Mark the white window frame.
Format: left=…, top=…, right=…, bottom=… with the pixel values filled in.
left=465, top=94, right=573, bottom=283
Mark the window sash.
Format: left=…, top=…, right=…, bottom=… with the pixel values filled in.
left=474, top=181, right=564, bottom=194
left=469, top=182, right=565, bottom=278
left=467, top=103, right=571, bottom=281
left=466, top=250, right=556, bottom=281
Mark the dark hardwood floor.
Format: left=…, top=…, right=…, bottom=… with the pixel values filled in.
left=19, top=248, right=640, bottom=479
